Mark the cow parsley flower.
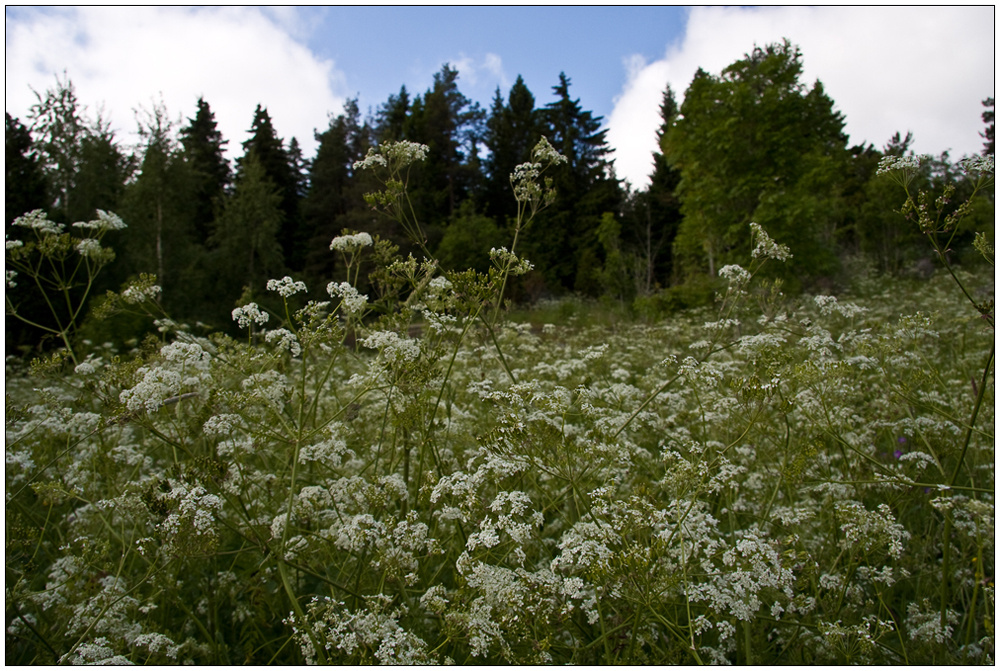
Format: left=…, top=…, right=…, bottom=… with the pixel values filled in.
left=232, top=302, right=269, bottom=329
left=960, top=154, right=995, bottom=176
left=266, top=276, right=307, bottom=297
left=749, top=222, right=791, bottom=261
left=121, top=283, right=161, bottom=304
left=876, top=154, right=922, bottom=175
left=362, top=330, right=420, bottom=364
left=12, top=209, right=64, bottom=235
left=265, top=328, right=302, bottom=356
left=330, top=231, right=374, bottom=252
left=327, top=281, right=368, bottom=314
left=75, top=238, right=102, bottom=258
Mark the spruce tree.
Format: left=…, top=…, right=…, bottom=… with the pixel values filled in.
left=238, top=105, right=302, bottom=270
left=483, top=75, right=542, bottom=225
left=375, top=86, right=410, bottom=143
left=529, top=72, right=622, bottom=294
left=641, top=85, right=683, bottom=286
left=210, top=153, right=285, bottom=311
left=120, top=101, right=199, bottom=314
left=179, top=97, right=232, bottom=243
left=301, top=98, right=372, bottom=282
left=5, top=113, right=48, bottom=225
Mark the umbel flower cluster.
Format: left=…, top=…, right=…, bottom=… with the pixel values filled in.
left=5, top=143, right=994, bottom=665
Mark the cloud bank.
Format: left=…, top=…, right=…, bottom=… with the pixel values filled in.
left=608, top=6, right=995, bottom=189
left=5, top=6, right=347, bottom=160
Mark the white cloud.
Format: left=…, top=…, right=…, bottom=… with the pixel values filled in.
left=5, top=6, right=348, bottom=161
left=451, top=52, right=509, bottom=94
left=608, top=6, right=995, bottom=189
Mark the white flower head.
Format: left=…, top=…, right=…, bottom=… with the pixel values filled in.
left=75, top=238, right=103, bottom=258
left=749, top=222, right=791, bottom=261
left=353, top=140, right=429, bottom=172
left=122, top=284, right=162, bottom=305
left=876, top=154, right=922, bottom=176
left=327, top=281, right=368, bottom=314
left=266, top=276, right=308, bottom=298
left=959, top=154, right=994, bottom=177
left=72, top=209, right=127, bottom=232
left=330, top=232, right=374, bottom=252
left=232, top=302, right=270, bottom=329
left=718, top=264, right=751, bottom=286
left=12, top=210, right=64, bottom=235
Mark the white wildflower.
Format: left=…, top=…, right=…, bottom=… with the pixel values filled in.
left=12, top=210, right=64, bottom=235
left=122, top=284, right=161, bottom=304
left=876, top=154, right=922, bottom=175
left=232, top=302, right=269, bottom=329
left=362, top=330, right=420, bottom=364
left=327, top=281, right=368, bottom=314
left=330, top=231, right=374, bottom=252
left=265, top=328, right=302, bottom=356
left=749, top=222, right=792, bottom=261
left=266, top=275, right=307, bottom=297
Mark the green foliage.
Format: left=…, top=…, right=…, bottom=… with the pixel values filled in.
left=667, top=40, right=849, bottom=284
left=435, top=201, right=506, bottom=274
left=5, top=113, right=48, bottom=225
left=5, top=138, right=997, bottom=665
left=208, top=153, right=285, bottom=312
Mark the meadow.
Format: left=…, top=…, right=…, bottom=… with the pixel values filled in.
left=5, top=143, right=994, bottom=664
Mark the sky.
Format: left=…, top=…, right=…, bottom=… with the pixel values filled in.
left=5, top=5, right=996, bottom=190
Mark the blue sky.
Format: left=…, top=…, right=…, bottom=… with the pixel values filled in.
left=5, top=6, right=995, bottom=188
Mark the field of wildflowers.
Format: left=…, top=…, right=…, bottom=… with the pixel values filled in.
left=5, top=143, right=994, bottom=664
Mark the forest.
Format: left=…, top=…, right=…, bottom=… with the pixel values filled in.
left=6, top=40, right=994, bottom=357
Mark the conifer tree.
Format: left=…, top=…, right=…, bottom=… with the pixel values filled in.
left=528, top=72, right=622, bottom=294
left=119, top=101, right=198, bottom=313
left=375, top=86, right=410, bottom=143
left=641, top=85, right=683, bottom=286
left=483, top=75, right=542, bottom=225
left=404, top=64, right=484, bottom=224
left=5, top=113, right=48, bottom=225
left=179, top=97, right=231, bottom=243
left=238, top=105, right=302, bottom=269
left=301, top=98, right=373, bottom=281
left=210, top=153, right=285, bottom=310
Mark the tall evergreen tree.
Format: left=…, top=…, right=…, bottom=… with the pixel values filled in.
left=301, top=98, right=373, bottom=281
left=404, top=64, right=484, bottom=224
left=238, top=105, right=302, bottom=270
left=638, top=85, right=684, bottom=287
left=179, top=97, right=232, bottom=243
left=529, top=72, right=622, bottom=294
left=210, top=153, right=285, bottom=310
left=482, top=75, right=542, bottom=224
left=67, top=113, right=132, bottom=223
left=374, top=86, right=410, bottom=143
left=5, top=113, right=48, bottom=225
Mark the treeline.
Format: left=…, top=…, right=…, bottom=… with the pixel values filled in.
left=5, top=40, right=995, bottom=355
